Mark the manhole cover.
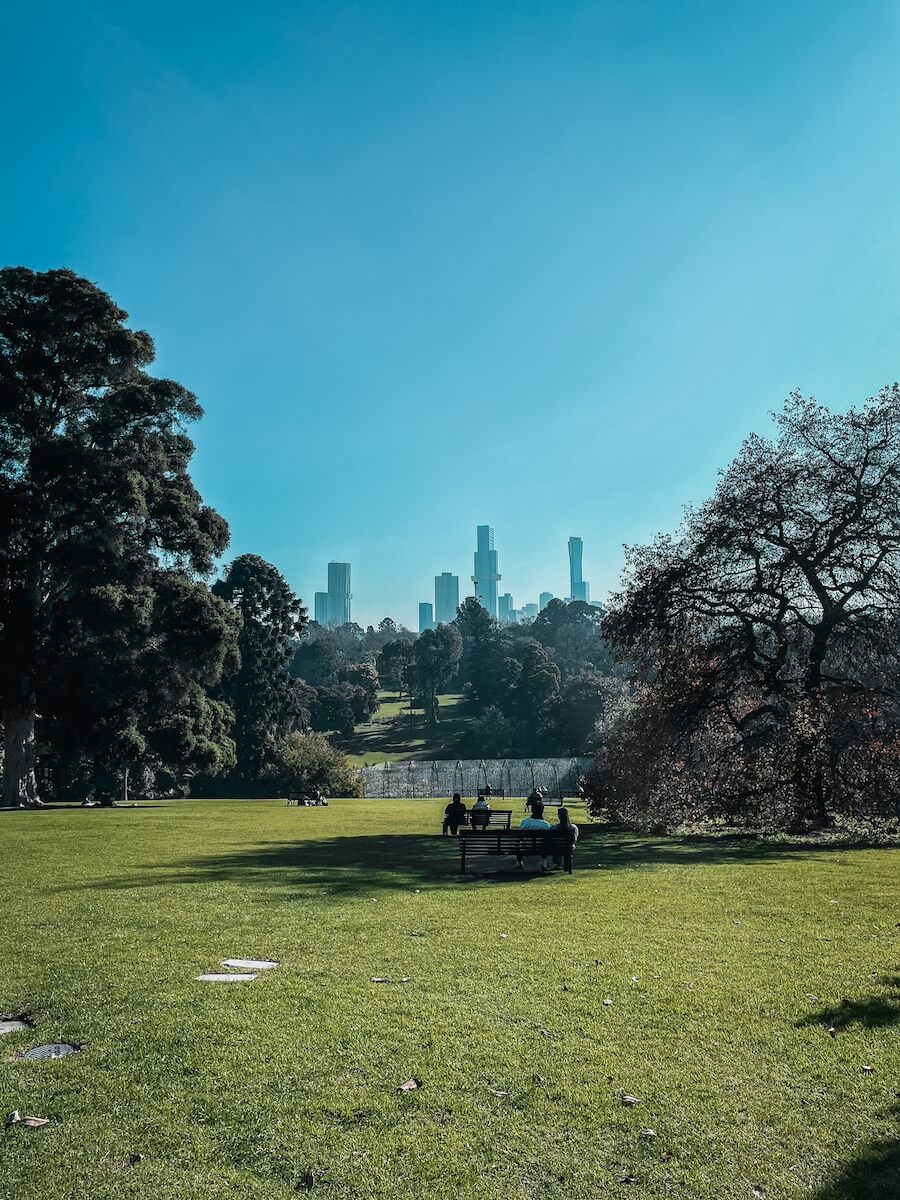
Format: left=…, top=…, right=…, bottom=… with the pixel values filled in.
left=196, top=973, right=258, bottom=982
left=22, top=1043, right=80, bottom=1060
left=221, top=958, right=279, bottom=970
left=0, top=1018, right=31, bottom=1036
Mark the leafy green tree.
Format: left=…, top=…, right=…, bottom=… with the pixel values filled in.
left=339, top=662, right=379, bottom=720
left=291, top=636, right=341, bottom=686
left=213, top=555, right=307, bottom=783
left=273, top=731, right=362, bottom=798
left=376, top=638, right=415, bottom=698
left=414, top=623, right=462, bottom=724
left=0, top=267, right=229, bottom=807
left=508, top=641, right=560, bottom=743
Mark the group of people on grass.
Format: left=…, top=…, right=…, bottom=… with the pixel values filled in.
left=441, top=787, right=579, bottom=872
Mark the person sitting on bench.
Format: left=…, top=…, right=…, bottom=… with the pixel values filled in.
left=516, top=803, right=553, bottom=870
left=470, top=793, right=492, bottom=830
left=442, top=793, right=468, bottom=836
left=552, top=806, right=579, bottom=868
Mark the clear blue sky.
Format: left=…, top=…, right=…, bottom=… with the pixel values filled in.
left=4, top=2, right=900, bottom=627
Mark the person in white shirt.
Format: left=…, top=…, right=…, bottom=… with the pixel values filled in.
left=516, top=803, right=553, bottom=870
left=470, top=794, right=492, bottom=830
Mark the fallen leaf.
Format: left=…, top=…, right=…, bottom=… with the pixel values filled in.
left=862, top=1065, right=876, bottom=1074
left=488, top=1089, right=510, bottom=1097
left=639, top=1129, right=656, bottom=1140
left=619, top=1174, right=637, bottom=1185
left=128, top=1153, right=144, bottom=1165
left=4, top=1111, right=20, bottom=1128
left=805, top=994, right=819, bottom=1001
left=752, top=1188, right=765, bottom=1198
left=631, top=976, right=639, bottom=983
left=371, top=977, right=410, bottom=984
left=621, top=1093, right=640, bottom=1107
left=828, top=1026, right=837, bottom=1037
left=499, top=933, right=509, bottom=939
left=603, top=998, right=614, bottom=1007
left=296, top=1169, right=315, bottom=1192
left=533, top=1073, right=545, bottom=1084
left=21, top=1117, right=50, bottom=1129
left=661, top=1151, right=673, bottom=1162
left=397, top=1078, right=421, bottom=1092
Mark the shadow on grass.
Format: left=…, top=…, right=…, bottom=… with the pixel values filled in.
left=810, top=1104, right=900, bottom=1199
left=56, top=827, right=882, bottom=900
left=798, top=976, right=900, bottom=1033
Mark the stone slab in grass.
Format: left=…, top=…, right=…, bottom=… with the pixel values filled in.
left=221, top=958, right=279, bottom=970
left=21, top=1043, right=80, bottom=1060
left=196, top=973, right=258, bottom=982
left=0, top=1019, right=31, bottom=1036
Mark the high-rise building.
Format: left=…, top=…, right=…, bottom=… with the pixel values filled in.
left=568, top=537, right=590, bottom=603
left=521, top=603, right=539, bottom=621
left=327, top=561, right=352, bottom=626
left=314, top=592, right=329, bottom=625
left=418, top=601, right=434, bottom=633
left=472, top=525, right=501, bottom=619
left=498, top=592, right=514, bottom=624
left=539, top=592, right=554, bottom=611
left=434, top=572, right=460, bottom=624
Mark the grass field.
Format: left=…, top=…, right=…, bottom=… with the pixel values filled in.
left=1, top=800, right=898, bottom=1199
left=341, top=692, right=469, bottom=766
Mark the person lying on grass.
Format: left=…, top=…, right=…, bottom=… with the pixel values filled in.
left=442, top=793, right=468, bottom=836
left=516, top=803, right=553, bottom=871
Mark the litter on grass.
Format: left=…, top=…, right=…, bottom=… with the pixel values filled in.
left=196, top=973, right=258, bottom=982
left=21, top=1043, right=80, bottom=1060
left=221, top=959, right=279, bottom=970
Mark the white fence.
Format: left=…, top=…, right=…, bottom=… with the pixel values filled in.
left=360, top=758, right=591, bottom=799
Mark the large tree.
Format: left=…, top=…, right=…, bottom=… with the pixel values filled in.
left=413, top=623, right=462, bottom=724
left=0, top=268, right=229, bottom=806
left=213, top=554, right=308, bottom=782
left=602, top=388, right=900, bottom=828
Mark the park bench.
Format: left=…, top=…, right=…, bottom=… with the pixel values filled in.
left=467, top=809, right=512, bottom=829
left=458, top=827, right=574, bottom=874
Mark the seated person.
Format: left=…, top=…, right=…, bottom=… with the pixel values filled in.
left=469, top=793, right=492, bottom=829
left=442, top=793, right=468, bottom=836
left=552, top=806, right=579, bottom=868
left=525, top=788, right=543, bottom=816
left=516, top=803, right=553, bottom=871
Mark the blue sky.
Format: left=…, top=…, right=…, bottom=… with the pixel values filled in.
left=4, top=1, right=900, bottom=627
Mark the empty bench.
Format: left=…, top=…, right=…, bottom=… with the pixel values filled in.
left=458, top=828, right=574, bottom=874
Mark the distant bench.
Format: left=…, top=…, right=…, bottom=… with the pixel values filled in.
left=458, top=828, right=574, bottom=874
left=467, top=809, right=512, bottom=830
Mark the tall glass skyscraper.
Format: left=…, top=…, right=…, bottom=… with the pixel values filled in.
left=434, top=572, right=460, bottom=624
left=472, top=525, right=501, bottom=619
left=325, top=561, right=352, bottom=626
left=568, top=537, right=590, bottom=603
left=418, top=601, right=435, bottom=633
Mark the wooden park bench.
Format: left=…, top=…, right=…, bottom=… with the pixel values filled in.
left=467, top=809, right=512, bottom=830
left=458, top=827, right=574, bottom=874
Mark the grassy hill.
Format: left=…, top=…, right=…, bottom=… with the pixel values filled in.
left=1, top=799, right=898, bottom=1199
left=340, top=692, right=471, bottom=767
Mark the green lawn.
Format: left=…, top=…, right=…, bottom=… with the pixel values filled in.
left=1, top=800, right=898, bottom=1199
left=341, top=692, right=469, bottom=766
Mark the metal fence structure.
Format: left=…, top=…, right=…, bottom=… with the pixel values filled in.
left=359, top=758, right=592, bottom=799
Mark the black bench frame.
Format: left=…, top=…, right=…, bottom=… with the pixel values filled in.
left=458, top=828, right=574, bottom=874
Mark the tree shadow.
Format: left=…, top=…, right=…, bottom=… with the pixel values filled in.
left=54, top=827, right=887, bottom=901
left=809, top=1104, right=900, bottom=1199
left=797, top=976, right=900, bottom=1033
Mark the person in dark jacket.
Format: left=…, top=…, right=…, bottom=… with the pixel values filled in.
left=442, top=793, right=468, bottom=836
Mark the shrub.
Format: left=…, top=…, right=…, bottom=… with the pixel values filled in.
left=273, top=731, right=362, bottom=798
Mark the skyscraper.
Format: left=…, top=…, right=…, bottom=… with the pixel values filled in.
left=418, top=601, right=434, bottom=633
left=472, top=525, right=501, bottom=619
left=568, top=537, right=590, bottom=603
left=324, top=561, right=352, bottom=626
left=521, top=603, right=539, bottom=621
left=498, top=592, right=513, bottom=624
left=539, top=592, right=554, bottom=611
left=314, top=592, right=329, bottom=625
left=434, top=572, right=460, bottom=624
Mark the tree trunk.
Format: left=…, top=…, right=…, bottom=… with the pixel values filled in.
left=120, top=766, right=129, bottom=805
left=3, top=706, right=41, bottom=807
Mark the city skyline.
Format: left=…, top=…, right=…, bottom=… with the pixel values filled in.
left=313, top=528, right=592, bottom=630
